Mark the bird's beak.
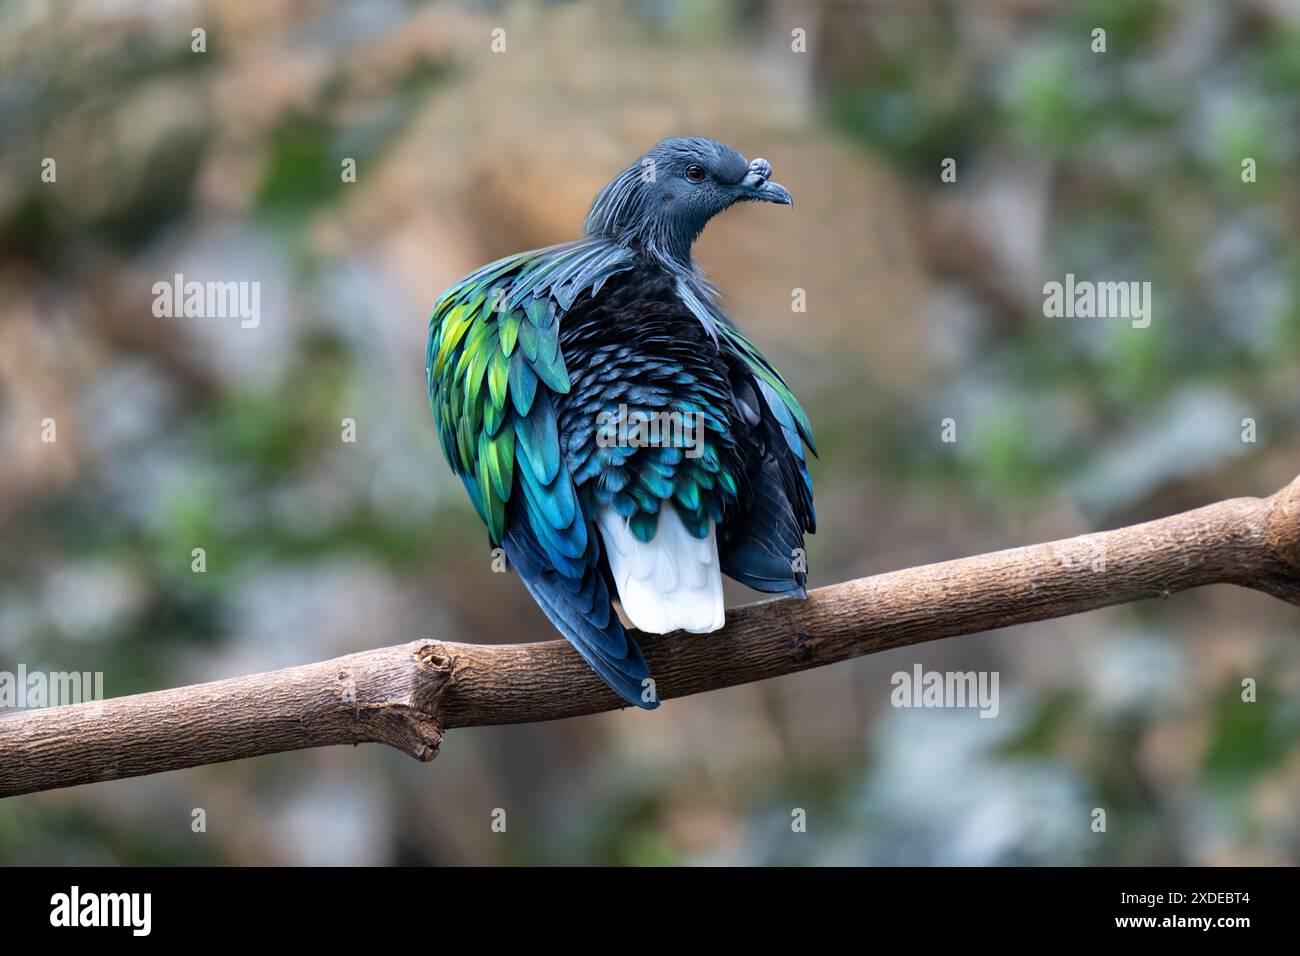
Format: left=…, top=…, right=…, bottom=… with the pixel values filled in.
left=740, top=157, right=792, bottom=206
left=752, top=179, right=792, bottom=206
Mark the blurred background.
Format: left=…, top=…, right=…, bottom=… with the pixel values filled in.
left=2, top=0, right=1299, bottom=865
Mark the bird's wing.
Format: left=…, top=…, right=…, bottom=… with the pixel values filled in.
left=426, top=239, right=656, bottom=707
left=715, top=322, right=817, bottom=594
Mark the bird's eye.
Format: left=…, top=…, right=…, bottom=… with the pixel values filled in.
left=684, top=164, right=706, bottom=183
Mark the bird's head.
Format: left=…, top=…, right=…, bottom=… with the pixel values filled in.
left=583, top=136, right=792, bottom=265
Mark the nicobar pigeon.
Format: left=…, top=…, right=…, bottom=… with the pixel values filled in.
left=426, top=137, right=816, bottom=709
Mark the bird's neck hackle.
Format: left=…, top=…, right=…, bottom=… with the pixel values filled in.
left=583, top=163, right=702, bottom=273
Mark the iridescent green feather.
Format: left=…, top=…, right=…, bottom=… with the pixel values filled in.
left=425, top=240, right=635, bottom=549
left=716, top=323, right=816, bottom=453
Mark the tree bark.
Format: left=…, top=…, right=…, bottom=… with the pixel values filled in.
left=3, top=475, right=1300, bottom=799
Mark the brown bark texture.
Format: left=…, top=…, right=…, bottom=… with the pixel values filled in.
left=4, top=476, right=1300, bottom=799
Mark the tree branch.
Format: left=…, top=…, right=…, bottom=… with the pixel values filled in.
left=4, top=476, right=1300, bottom=799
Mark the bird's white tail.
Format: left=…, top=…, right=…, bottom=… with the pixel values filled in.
left=596, top=503, right=725, bottom=634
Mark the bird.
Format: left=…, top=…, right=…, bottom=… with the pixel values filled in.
left=425, top=136, right=816, bottom=709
